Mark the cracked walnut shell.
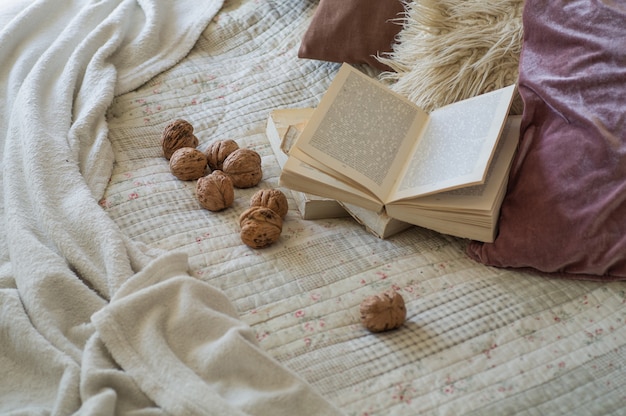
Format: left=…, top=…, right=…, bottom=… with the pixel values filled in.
left=169, top=147, right=207, bottom=181
left=239, top=206, right=283, bottom=249
left=205, top=139, right=239, bottom=171
left=222, top=148, right=262, bottom=188
left=196, top=170, right=234, bottom=212
left=250, top=189, right=288, bottom=218
left=161, top=119, right=199, bottom=160
left=360, top=289, right=406, bottom=333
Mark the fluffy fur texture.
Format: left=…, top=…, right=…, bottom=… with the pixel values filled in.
left=380, top=0, right=524, bottom=113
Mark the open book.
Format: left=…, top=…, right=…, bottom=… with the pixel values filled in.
left=279, top=63, right=519, bottom=242
left=266, top=108, right=412, bottom=238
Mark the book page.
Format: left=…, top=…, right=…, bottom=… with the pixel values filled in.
left=403, top=115, right=521, bottom=211
left=390, top=84, right=516, bottom=201
left=280, top=156, right=384, bottom=213
left=294, top=64, right=429, bottom=203
left=289, top=144, right=375, bottom=196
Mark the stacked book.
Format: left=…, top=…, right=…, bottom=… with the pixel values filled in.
left=268, top=64, right=519, bottom=242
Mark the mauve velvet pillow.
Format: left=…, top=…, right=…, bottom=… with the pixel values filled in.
left=466, top=0, right=626, bottom=280
left=298, top=0, right=404, bottom=71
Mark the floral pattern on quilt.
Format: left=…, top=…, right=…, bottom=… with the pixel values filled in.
left=101, top=1, right=626, bottom=414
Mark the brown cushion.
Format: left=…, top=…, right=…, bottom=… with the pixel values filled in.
left=298, top=0, right=404, bottom=71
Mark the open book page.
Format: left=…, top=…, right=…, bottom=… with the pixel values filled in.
left=281, top=156, right=385, bottom=213
left=293, top=64, right=429, bottom=203
left=288, top=145, right=378, bottom=197
left=390, top=84, right=517, bottom=202
left=389, top=116, right=521, bottom=212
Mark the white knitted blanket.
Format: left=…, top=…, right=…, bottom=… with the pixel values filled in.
left=0, top=1, right=341, bottom=414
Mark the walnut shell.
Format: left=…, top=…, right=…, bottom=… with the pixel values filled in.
left=196, top=170, right=234, bottom=212
left=205, top=139, right=239, bottom=171
left=169, top=147, right=207, bottom=181
left=239, top=206, right=283, bottom=248
left=223, top=148, right=262, bottom=188
left=360, top=290, right=406, bottom=333
left=250, top=189, right=288, bottom=218
left=161, top=119, right=199, bottom=159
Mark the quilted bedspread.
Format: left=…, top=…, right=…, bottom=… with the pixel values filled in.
left=99, top=0, right=626, bottom=414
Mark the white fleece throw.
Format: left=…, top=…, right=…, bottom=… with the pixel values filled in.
left=0, top=1, right=342, bottom=414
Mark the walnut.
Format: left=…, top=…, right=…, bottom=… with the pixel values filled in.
left=360, top=289, right=406, bottom=333
left=239, top=206, right=283, bottom=248
left=196, top=170, right=234, bottom=212
left=222, top=148, right=262, bottom=188
left=161, top=119, right=199, bottom=159
left=250, top=189, right=288, bottom=218
left=205, top=139, right=239, bottom=171
left=169, top=147, right=207, bottom=181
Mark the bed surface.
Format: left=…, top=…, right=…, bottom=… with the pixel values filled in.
left=103, top=1, right=626, bottom=414
left=2, top=0, right=625, bottom=414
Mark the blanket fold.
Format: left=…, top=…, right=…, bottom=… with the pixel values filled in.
left=0, top=0, right=342, bottom=414
left=92, top=250, right=340, bottom=415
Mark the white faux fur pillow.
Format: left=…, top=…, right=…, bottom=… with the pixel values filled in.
left=379, top=0, right=524, bottom=113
